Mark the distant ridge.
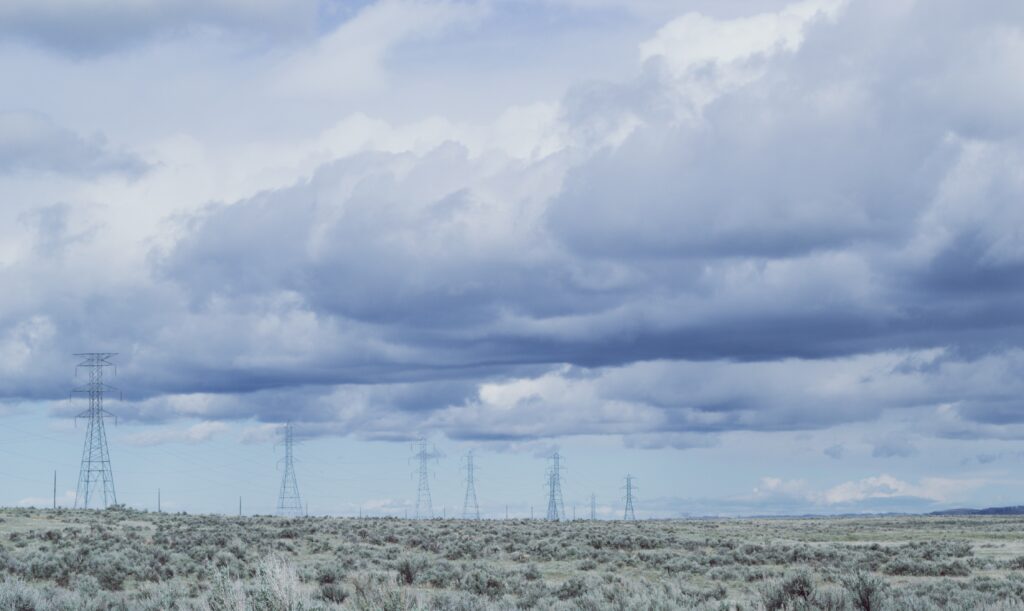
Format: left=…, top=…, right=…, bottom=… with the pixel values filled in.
left=930, top=506, right=1024, bottom=516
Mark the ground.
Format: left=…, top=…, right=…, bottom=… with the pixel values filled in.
left=0, top=508, right=1023, bottom=609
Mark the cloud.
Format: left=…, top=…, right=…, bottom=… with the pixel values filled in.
left=122, top=421, right=229, bottom=446
left=871, top=432, right=917, bottom=458
left=276, top=0, right=487, bottom=99
left=824, top=444, right=844, bottom=459
left=4, top=0, right=1024, bottom=453
left=0, top=112, right=146, bottom=177
left=743, top=473, right=984, bottom=511
left=0, top=0, right=321, bottom=55
left=822, top=474, right=982, bottom=505
left=18, top=489, right=75, bottom=508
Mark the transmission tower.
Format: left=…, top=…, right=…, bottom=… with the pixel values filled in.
left=462, top=450, right=480, bottom=520
left=590, top=493, right=596, bottom=520
left=72, top=353, right=119, bottom=509
left=623, top=474, right=637, bottom=521
left=545, top=451, right=565, bottom=521
left=276, top=422, right=305, bottom=517
left=411, top=439, right=441, bottom=519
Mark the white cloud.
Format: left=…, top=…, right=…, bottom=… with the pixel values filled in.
left=276, top=0, right=487, bottom=99
left=638, top=0, right=846, bottom=117
left=746, top=473, right=984, bottom=508
left=18, top=489, right=75, bottom=508
left=822, top=474, right=983, bottom=505
left=122, top=421, right=229, bottom=446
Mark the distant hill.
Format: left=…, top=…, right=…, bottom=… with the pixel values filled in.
left=930, top=506, right=1024, bottom=516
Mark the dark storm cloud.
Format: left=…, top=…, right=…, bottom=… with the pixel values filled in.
left=6, top=0, right=1024, bottom=445
left=132, top=1, right=1024, bottom=434
left=0, top=112, right=146, bottom=177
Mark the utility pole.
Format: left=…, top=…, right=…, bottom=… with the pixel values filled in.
left=72, top=353, right=119, bottom=509
left=505, top=504, right=508, bottom=520
left=239, top=497, right=242, bottom=517
left=590, top=493, right=596, bottom=520
left=462, top=450, right=480, bottom=520
left=411, top=439, right=441, bottom=519
left=276, top=422, right=304, bottom=516
left=158, top=489, right=161, bottom=513
left=623, top=474, right=637, bottom=521
left=545, top=451, right=565, bottom=521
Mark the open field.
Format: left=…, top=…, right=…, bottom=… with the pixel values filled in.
left=1, top=509, right=1024, bottom=609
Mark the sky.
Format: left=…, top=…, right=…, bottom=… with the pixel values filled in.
left=1, top=0, right=1024, bottom=518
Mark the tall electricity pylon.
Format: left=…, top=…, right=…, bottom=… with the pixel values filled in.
left=590, top=493, right=597, bottom=520
left=623, top=474, right=637, bottom=521
left=462, top=450, right=480, bottom=520
left=276, top=422, right=305, bottom=517
left=73, top=353, right=119, bottom=509
left=412, top=439, right=441, bottom=519
left=545, top=451, right=565, bottom=521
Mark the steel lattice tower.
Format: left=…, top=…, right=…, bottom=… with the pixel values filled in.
left=590, top=493, right=597, bottom=520
left=623, top=474, right=637, bottom=521
left=545, top=451, right=565, bottom=521
left=73, top=353, right=119, bottom=509
left=462, top=450, right=480, bottom=520
left=276, top=422, right=305, bottom=517
left=412, top=439, right=441, bottom=519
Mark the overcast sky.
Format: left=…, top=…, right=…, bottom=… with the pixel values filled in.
left=1, top=0, right=1024, bottom=517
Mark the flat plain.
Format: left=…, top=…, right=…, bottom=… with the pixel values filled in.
left=1, top=508, right=1024, bottom=609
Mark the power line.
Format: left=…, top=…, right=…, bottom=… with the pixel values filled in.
left=276, top=422, right=304, bottom=517
left=72, top=353, right=119, bottom=509
left=462, top=450, right=480, bottom=520
left=545, top=451, right=565, bottom=521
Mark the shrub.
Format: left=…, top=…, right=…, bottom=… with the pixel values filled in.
left=204, top=571, right=246, bottom=611
left=350, top=573, right=417, bottom=611
left=319, top=582, right=349, bottom=604
left=394, top=554, right=428, bottom=585
left=842, top=571, right=887, bottom=611
left=248, top=555, right=319, bottom=611
left=760, top=570, right=816, bottom=611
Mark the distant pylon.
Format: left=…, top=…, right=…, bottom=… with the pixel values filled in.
left=545, top=451, right=565, bottom=521
left=412, top=439, right=441, bottom=519
left=462, top=450, right=480, bottom=520
left=72, top=353, right=119, bottom=509
left=276, top=422, right=304, bottom=517
left=623, top=474, right=637, bottom=521
left=590, top=493, right=596, bottom=520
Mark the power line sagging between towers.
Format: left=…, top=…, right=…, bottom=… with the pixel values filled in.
left=72, top=353, right=119, bottom=510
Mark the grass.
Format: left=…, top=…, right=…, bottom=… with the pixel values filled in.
left=0, top=508, right=1024, bottom=608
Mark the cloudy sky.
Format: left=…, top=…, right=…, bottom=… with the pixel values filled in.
left=1, top=0, right=1023, bottom=517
